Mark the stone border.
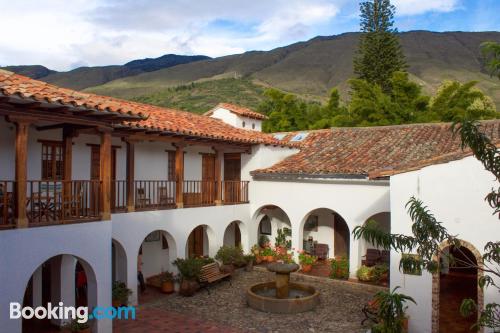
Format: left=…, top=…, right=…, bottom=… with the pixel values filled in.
left=431, top=239, right=484, bottom=333
left=254, top=266, right=388, bottom=293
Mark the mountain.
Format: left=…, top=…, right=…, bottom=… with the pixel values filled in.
left=1, top=65, right=56, bottom=79
left=1, top=54, right=210, bottom=90
left=84, top=31, right=500, bottom=110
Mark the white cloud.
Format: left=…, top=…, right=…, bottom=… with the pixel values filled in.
left=0, top=0, right=340, bottom=70
left=393, top=0, right=460, bottom=16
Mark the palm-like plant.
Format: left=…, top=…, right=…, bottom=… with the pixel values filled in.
left=372, top=287, right=415, bottom=333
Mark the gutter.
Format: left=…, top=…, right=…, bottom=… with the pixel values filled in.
left=251, top=172, right=390, bottom=186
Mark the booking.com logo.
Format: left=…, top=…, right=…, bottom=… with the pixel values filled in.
left=10, top=302, right=136, bottom=323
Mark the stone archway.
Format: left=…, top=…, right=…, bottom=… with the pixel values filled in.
left=22, top=254, right=98, bottom=333
left=432, top=239, right=484, bottom=333
left=185, top=224, right=216, bottom=258
left=223, top=220, right=248, bottom=250
left=253, top=205, right=292, bottom=248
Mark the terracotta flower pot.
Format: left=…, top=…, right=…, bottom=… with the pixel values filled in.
left=402, top=317, right=409, bottom=333
left=179, top=279, right=199, bottom=297
left=245, top=261, right=254, bottom=272
left=255, top=256, right=263, bottom=264
left=301, top=264, right=313, bottom=272
left=266, top=256, right=274, bottom=262
left=161, top=280, right=174, bottom=294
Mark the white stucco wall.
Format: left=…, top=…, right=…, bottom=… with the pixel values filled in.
left=241, top=145, right=299, bottom=182
left=0, top=221, right=112, bottom=333
left=250, top=178, right=390, bottom=276
left=390, top=156, right=500, bottom=333
left=210, top=107, right=262, bottom=131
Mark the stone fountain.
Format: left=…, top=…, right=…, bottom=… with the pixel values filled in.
left=246, top=262, right=320, bottom=313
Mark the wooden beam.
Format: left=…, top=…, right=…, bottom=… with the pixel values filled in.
left=14, top=120, right=30, bottom=228
left=62, top=127, right=74, bottom=219
left=99, top=130, right=112, bottom=220
left=214, top=149, right=223, bottom=206
left=175, top=143, right=185, bottom=208
left=125, top=140, right=135, bottom=212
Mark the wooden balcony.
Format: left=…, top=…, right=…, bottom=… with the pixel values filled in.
left=0, top=179, right=249, bottom=229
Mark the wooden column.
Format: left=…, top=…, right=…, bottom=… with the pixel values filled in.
left=62, top=127, right=74, bottom=219
left=175, top=143, right=185, bottom=208
left=14, top=120, right=30, bottom=228
left=214, top=149, right=223, bottom=206
left=125, top=140, right=135, bottom=212
left=99, top=130, right=112, bottom=220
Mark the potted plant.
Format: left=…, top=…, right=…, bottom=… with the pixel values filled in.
left=244, top=254, right=255, bottom=271
left=252, top=245, right=263, bottom=264
left=356, top=265, right=373, bottom=282
left=274, top=228, right=291, bottom=255
left=330, top=256, right=350, bottom=279
left=373, top=263, right=389, bottom=285
left=259, top=235, right=270, bottom=248
left=63, top=319, right=90, bottom=333
left=371, top=287, right=415, bottom=333
left=159, top=271, right=175, bottom=294
left=261, top=247, right=275, bottom=262
left=215, top=245, right=244, bottom=273
left=298, top=251, right=316, bottom=272
left=173, top=258, right=203, bottom=297
left=112, top=281, right=132, bottom=307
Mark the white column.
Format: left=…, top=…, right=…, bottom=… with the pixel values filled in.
left=32, top=266, right=42, bottom=308
left=349, top=232, right=361, bottom=279
left=50, top=255, right=76, bottom=326
left=126, top=250, right=139, bottom=306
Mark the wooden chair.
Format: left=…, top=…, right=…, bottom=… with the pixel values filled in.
left=158, top=186, right=174, bottom=207
left=136, top=188, right=151, bottom=208
left=198, top=262, right=231, bottom=294
left=362, top=249, right=381, bottom=267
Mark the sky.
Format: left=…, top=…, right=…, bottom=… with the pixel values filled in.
left=0, top=0, right=498, bottom=71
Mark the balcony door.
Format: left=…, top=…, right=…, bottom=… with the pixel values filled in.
left=201, top=154, right=216, bottom=204
left=224, top=153, right=241, bottom=203
left=90, top=146, right=117, bottom=210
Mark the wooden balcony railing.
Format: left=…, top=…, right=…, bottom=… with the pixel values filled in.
left=183, top=180, right=217, bottom=207
left=1, top=179, right=249, bottom=228
left=0, top=181, right=15, bottom=228
left=222, top=181, right=249, bottom=204
left=134, top=180, right=176, bottom=211
left=26, top=180, right=101, bottom=226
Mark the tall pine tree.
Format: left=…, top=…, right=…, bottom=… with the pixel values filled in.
left=354, top=0, right=406, bottom=92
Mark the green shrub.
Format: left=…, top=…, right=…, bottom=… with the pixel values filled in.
left=356, top=265, right=373, bottom=281
left=330, top=256, right=349, bottom=279
left=215, top=245, right=244, bottom=265
left=173, top=258, right=204, bottom=280
left=112, top=281, right=132, bottom=304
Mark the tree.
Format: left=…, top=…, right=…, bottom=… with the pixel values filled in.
left=427, top=80, right=498, bottom=122
left=354, top=0, right=406, bottom=92
left=481, top=41, right=500, bottom=79
left=353, top=118, right=500, bottom=330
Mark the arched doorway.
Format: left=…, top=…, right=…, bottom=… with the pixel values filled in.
left=22, top=254, right=97, bottom=333
left=112, top=239, right=127, bottom=285
left=223, top=221, right=242, bottom=247
left=360, top=212, right=391, bottom=267
left=186, top=225, right=216, bottom=258
left=438, top=244, right=480, bottom=333
left=301, top=208, right=349, bottom=260
left=255, top=205, right=291, bottom=248
left=138, top=230, right=177, bottom=280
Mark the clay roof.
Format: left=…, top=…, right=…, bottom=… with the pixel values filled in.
left=205, top=103, right=268, bottom=120
left=0, top=70, right=291, bottom=146
left=252, top=121, right=500, bottom=179
left=0, top=69, right=145, bottom=119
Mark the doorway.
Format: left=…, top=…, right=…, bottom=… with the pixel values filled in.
left=188, top=226, right=205, bottom=258
left=224, top=153, right=241, bottom=203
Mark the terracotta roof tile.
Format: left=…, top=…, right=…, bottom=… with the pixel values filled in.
left=252, top=121, right=500, bottom=179
left=0, top=70, right=292, bottom=146
left=205, top=103, right=268, bottom=120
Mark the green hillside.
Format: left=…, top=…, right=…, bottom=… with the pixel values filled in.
left=85, top=31, right=500, bottom=109
left=132, top=78, right=266, bottom=114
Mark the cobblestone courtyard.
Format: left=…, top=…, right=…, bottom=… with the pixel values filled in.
left=117, top=268, right=383, bottom=333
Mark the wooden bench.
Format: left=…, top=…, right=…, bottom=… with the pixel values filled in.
left=198, top=262, right=231, bottom=294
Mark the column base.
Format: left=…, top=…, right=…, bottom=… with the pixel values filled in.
left=176, top=202, right=184, bottom=209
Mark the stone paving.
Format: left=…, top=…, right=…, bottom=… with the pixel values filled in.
left=124, top=268, right=382, bottom=333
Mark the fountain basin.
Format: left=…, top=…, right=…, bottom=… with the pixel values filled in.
left=246, top=281, right=320, bottom=314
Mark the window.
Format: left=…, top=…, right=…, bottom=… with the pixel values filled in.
left=242, top=121, right=246, bottom=128
left=259, top=216, right=272, bottom=235
left=252, top=123, right=256, bottom=129
left=41, top=141, right=63, bottom=180
left=167, top=151, right=175, bottom=180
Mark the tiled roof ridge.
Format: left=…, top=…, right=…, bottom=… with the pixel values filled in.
left=206, top=102, right=268, bottom=120
left=0, top=70, right=296, bottom=147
